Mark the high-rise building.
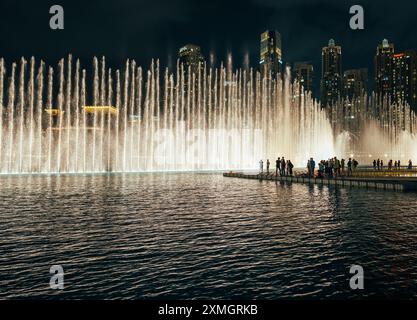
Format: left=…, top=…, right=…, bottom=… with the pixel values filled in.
left=260, top=30, right=283, bottom=77
left=293, top=62, right=314, bottom=96
left=178, top=44, right=205, bottom=74
left=343, top=68, right=368, bottom=100
left=320, top=39, right=342, bottom=108
left=374, top=39, right=395, bottom=101
left=392, top=50, right=417, bottom=111
left=374, top=39, right=417, bottom=112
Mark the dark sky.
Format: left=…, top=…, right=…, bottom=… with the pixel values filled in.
left=1, top=0, right=417, bottom=96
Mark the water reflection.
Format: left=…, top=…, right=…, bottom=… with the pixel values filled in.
left=0, top=173, right=416, bottom=299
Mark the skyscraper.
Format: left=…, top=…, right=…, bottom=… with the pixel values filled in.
left=320, top=39, right=342, bottom=108
left=374, top=39, right=417, bottom=112
left=178, top=44, right=205, bottom=74
left=392, top=50, right=417, bottom=112
left=343, top=68, right=368, bottom=100
left=259, top=30, right=282, bottom=77
left=293, top=62, right=314, bottom=96
left=374, top=39, right=395, bottom=102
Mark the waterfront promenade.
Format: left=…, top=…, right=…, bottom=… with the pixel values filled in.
left=223, top=169, right=417, bottom=192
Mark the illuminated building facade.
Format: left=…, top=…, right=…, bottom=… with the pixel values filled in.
left=392, top=50, right=417, bottom=112
left=293, top=62, right=314, bottom=96
left=374, top=39, right=417, bottom=112
left=320, top=39, right=342, bottom=108
left=178, top=44, right=205, bottom=75
left=260, top=30, right=282, bottom=77
left=374, top=39, right=395, bottom=102
left=343, top=68, right=368, bottom=100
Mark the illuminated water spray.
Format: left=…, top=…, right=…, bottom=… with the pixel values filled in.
left=0, top=55, right=414, bottom=174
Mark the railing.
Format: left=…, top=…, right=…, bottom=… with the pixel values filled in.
left=351, top=169, right=417, bottom=178
left=223, top=172, right=417, bottom=192
left=351, top=166, right=416, bottom=177
left=356, top=165, right=417, bottom=171
left=288, top=165, right=417, bottom=179
left=254, top=165, right=417, bottom=179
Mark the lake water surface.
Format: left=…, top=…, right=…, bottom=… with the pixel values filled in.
left=1, top=173, right=416, bottom=299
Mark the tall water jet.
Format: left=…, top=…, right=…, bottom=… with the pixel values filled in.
left=56, top=59, right=64, bottom=173
left=36, top=61, right=44, bottom=172
left=47, top=66, right=53, bottom=173
left=7, top=63, right=16, bottom=173
left=65, top=54, right=72, bottom=173
left=73, top=59, right=80, bottom=172
left=17, top=58, right=27, bottom=173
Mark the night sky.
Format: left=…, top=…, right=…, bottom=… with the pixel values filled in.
left=1, top=0, right=417, bottom=96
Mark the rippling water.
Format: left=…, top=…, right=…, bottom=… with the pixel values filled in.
left=1, top=173, right=417, bottom=299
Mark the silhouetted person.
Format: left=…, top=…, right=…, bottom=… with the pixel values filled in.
left=266, top=159, right=270, bottom=174
left=281, top=157, right=286, bottom=176
left=259, top=160, right=263, bottom=173
left=324, top=160, right=329, bottom=177
left=328, top=158, right=334, bottom=179
left=277, top=157, right=281, bottom=175
left=353, top=159, right=358, bottom=169
left=373, top=159, right=377, bottom=170
left=288, top=160, right=294, bottom=176
left=347, top=158, right=353, bottom=176
left=309, top=157, right=315, bottom=178
left=334, top=157, right=341, bottom=177
left=275, top=158, right=280, bottom=176
left=318, top=161, right=324, bottom=178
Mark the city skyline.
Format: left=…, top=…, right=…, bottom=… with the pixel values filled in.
left=175, top=35, right=417, bottom=110
left=2, top=0, right=417, bottom=98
